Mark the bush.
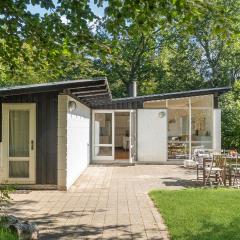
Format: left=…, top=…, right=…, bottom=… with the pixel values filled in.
left=0, top=185, right=14, bottom=211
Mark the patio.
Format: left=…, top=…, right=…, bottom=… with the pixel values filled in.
left=5, top=165, right=196, bottom=239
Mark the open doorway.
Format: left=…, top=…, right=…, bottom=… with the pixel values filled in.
left=114, top=112, right=130, bottom=160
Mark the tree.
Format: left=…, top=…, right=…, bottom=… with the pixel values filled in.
left=0, top=0, right=101, bottom=86
left=220, top=80, right=240, bottom=151
left=94, top=27, right=164, bottom=97
left=93, top=0, right=239, bottom=97
left=98, top=0, right=236, bottom=38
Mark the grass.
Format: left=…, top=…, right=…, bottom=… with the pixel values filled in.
left=149, top=188, right=240, bottom=240
left=0, top=228, right=17, bottom=240
left=0, top=216, right=18, bottom=240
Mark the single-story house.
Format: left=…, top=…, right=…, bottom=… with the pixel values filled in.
left=0, top=77, right=230, bottom=190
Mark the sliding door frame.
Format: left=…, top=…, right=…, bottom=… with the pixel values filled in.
left=92, top=109, right=136, bottom=161
left=92, top=110, right=115, bottom=160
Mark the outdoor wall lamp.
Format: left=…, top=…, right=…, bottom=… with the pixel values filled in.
left=158, top=111, right=166, bottom=118
left=68, top=100, right=77, bottom=112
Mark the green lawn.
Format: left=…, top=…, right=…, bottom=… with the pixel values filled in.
left=149, top=189, right=240, bottom=240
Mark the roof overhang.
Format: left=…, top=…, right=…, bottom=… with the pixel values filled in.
left=0, top=77, right=112, bottom=107
left=0, top=78, right=231, bottom=109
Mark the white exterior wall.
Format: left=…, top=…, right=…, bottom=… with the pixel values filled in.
left=213, top=109, right=221, bottom=153
left=137, top=109, right=168, bottom=162
left=57, top=95, right=90, bottom=190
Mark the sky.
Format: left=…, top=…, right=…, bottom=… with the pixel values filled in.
left=27, top=0, right=106, bottom=18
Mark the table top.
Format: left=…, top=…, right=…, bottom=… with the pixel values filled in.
left=226, top=155, right=239, bottom=159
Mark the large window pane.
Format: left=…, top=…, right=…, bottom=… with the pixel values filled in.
left=144, top=100, right=166, bottom=108
left=94, top=113, right=112, bottom=144
left=9, top=161, right=29, bottom=178
left=192, top=142, right=213, bottom=152
left=168, top=142, right=189, bottom=159
left=191, top=95, right=213, bottom=108
left=168, top=109, right=189, bottom=141
left=9, top=110, right=29, bottom=157
left=191, top=109, right=212, bottom=142
left=168, top=98, right=189, bottom=108
left=168, top=109, right=189, bottom=159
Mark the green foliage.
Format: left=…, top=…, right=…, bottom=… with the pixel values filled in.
left=0, top=0, right=103, bottom=86
left=99, top=0, right=237, bottom=38
left=94, top=27, right=163, bottom=97
left=0, top=0, right=239, bottom=149
left=149, top=189, right=240, bottom=240
left=94, top=0, right=239, bottom=97
left=0, top=185, right=14, bottom=210
left=220, top=81, right=240, bottom=151
left=0, top=186, right=16, bottom=239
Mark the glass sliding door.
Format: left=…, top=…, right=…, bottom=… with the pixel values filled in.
left=93, top=111, right=114, bottom=160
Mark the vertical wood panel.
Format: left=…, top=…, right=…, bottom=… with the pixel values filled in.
left=0, top=92, right=58, bottom=185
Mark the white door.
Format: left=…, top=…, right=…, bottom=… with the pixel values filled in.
left=92, top=110, right=114, bottom=160
left=137, top=109, right=168, bottom=162
left=129, top=110, right=136, bottom=163
left=2, top=104, right=36, bottom=183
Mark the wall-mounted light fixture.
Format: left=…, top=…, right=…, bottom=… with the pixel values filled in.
left=158, top=111, right=166, bottom=118
left=68, top=100, right=76, bottom=112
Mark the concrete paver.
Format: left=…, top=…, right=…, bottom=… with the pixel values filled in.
left=6, top=165, right=196, bottom=239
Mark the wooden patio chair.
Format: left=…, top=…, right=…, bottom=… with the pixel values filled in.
left=204, top=154, right=226, bottom=186
left=193, top=149, right=212, bottom=181
left=231, top=155, right=240, bottom=188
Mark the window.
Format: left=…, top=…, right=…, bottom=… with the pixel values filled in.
left=168, top=109, right=190, bottom=160
left=94, top=113, right=112, bottom=145
left=191, top=109, right=212, bottom=149
left=144, top=100, right=166, bottom=108
left=167, top=95, right=213, bottom=160
left=191, top=95, right=213, bottom=108
left=9, top=161, right=29, bottom=178
left=9, top=110, right=29, bottom=157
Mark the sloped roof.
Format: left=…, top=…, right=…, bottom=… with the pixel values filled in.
left=0, top=78, right=231, bottom=108
left=93, top=86, right=231, bottom=109
left=0, top=77, right=111, bottom=107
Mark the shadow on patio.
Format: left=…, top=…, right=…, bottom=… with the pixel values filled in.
left=161, top=177, right=201, bottom=188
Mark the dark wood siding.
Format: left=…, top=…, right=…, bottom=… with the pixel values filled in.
left=0, top=92, right=58, bottom=185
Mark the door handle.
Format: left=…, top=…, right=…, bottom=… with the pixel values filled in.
left=31, top=140, right=34, bottom=150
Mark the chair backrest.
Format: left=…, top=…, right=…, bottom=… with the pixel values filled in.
left=226, top=155, right=239, bottom=169
left=214, top=154, right=226, bottom=168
